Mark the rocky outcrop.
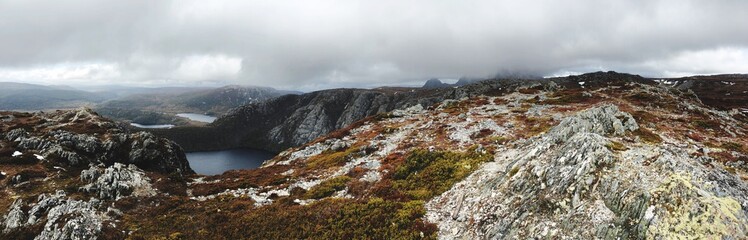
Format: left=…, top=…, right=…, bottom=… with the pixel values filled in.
left=2, top=191, right=108, bottom=240
left=426, top=105, right=748, bottom=239
left=0, top=108, right=193, bottom=239
left=2, top=199, right=26, bottom=232
left=2, top=108, right=192, bottom=174
left=80, top=163, right=156, bottom=200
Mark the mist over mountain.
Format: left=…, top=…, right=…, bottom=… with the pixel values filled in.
left=1, top=1, right=747, bottom=239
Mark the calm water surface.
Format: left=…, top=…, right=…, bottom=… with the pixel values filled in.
left=186, top=149, right=276, bottom=175
left=130, top=123, right=174, bottom=129
left=177, top=113, right=217, bottom=123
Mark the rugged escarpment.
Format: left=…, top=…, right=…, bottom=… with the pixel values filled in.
left=152, top=87, right=454, bottom=152
left=0, top=108, right=192, bottom=239
left=150, top=77, right=554, bottom=152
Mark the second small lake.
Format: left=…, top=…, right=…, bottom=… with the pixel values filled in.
left=130, top=123, right=174, bottom=129
left=177, top=113, right=217, bottom=123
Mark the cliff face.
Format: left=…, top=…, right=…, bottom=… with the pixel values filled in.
left=155, top=87, right=454, bottom=152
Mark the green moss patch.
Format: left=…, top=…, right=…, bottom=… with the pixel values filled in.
left=648, top=174, right=747, bottom=239
left=305, top=176, right=351, bottom=199
left=721, top=142, right=745, bottom=153
left=391, top=148, right=492, bottom=200
left=125, top=197, right=437, bottom=240
left=606, top=141, right=629, bottom=151
left=634, top=127, right=662, bottom=144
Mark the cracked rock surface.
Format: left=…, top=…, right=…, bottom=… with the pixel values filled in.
left=80, top=163, right=157, bottom=200
left=426, top=105, right=748, bottom=239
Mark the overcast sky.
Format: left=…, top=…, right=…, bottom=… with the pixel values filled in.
left=0, top=0, right=747, bottom=91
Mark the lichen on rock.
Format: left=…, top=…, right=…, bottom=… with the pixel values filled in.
left=424, top=103, right=748, bottom=239
left=646, top=173, right=748, bottom=238
left=2, top=191, right=109, bottom=240
left=80, top=163, right=157, bottom=200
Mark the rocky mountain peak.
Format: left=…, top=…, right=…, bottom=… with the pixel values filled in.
left=422, top=78, right=449, bottom=89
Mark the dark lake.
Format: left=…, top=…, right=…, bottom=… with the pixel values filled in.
left=185, top=149, right=276, bottom=175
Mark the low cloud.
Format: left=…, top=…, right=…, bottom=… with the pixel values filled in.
left=0, top=0, right=747, bottom=90
left=172, top=55, right=243, bottom=83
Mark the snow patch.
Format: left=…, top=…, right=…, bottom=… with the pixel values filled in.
left=644, top=205, right=656, bottom=221
left=188, top=177, right=221, bottom=186
left=654, top=79, right=677, bottom=85
left=293, top=198, right=315, bottom=206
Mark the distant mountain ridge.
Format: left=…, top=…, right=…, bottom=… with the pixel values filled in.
left=0, top=82, right=299, bottom=126
left=169, top=85, right=301, bottom=114
left=0, top=82, right=107, bottom=110
left=96, top=85, right=299, bottom=125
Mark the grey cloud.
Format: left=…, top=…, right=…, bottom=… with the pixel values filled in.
left=0, top=0, right=747, bottom=90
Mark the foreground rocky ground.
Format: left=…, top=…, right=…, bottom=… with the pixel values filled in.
left=0, top=109, right=191, bottom=239
left=1, top=72, right=747, bottom=239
